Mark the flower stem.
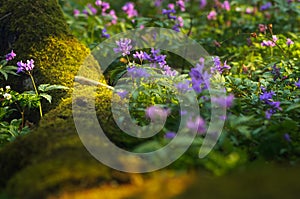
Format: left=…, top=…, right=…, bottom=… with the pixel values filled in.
left=29, top=72, right=43, bottom=117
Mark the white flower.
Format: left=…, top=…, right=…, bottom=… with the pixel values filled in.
left=5, top=85, right=10, bottom=90
left=3, top=93, right=12, bottom=100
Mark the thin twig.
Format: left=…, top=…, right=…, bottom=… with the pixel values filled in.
left=0, top=12, right=12, bottom=21
left=74, top=76, right=115, bottom=90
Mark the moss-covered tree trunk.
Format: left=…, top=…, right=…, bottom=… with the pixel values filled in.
left=0, top=1, right=131, bottom=198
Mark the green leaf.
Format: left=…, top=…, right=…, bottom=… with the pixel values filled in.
left=40, top=93, right=52, bottom=103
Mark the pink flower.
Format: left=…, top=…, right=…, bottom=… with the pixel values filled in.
left=222, top=1, right=230, bottom=11
left=207, top=10, right=217, bottom=20
left=258, top=24, right=267, bottom=33
left=5, top=50, right=16, bottom=61
left=286, top=38, right=294, bottom=47
left=145, top=105, right=170, bottom=121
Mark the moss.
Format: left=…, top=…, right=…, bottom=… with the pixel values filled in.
left=0, top=96, right=132, bottom=199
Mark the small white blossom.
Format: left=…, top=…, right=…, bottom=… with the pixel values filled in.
left=3, top=93, right=12, bottom=100
left=5, top=85, right=10, bottom=90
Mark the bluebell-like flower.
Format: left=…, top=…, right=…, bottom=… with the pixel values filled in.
left=186, top=116, right=206, bottom=134
left=175, top=81, right=191, bottom=93
left=5, top=50, right=16, bottom=61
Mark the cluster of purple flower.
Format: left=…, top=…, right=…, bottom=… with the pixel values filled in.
left=259, top=87, right=282, bottom=119
left=113, top=38, right=133, bottom=56
left=16, top=59, right=35, bottom=73
left=211, top=56, right=231, bottom=74
left=5, top=50, right=16, bottom=61
left=73, top=0, right=117, bottom=30
left=122, top=2, right=138, bottom=18
left=189, top=58, right=211, bottom=93
left=162, top=2, right=185, bottom=32
left=207, top=1, right=231, bottom=20
left=295, top=79, right=300, bottom=88
left=261, top=35, right=278, bottom=47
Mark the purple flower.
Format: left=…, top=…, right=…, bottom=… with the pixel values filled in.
left=127, top=67, right=150, bottom=78
left=101, top=28, right=110, bottom=38
left=222, top=1, right=230, bottom=11
left=165, top=132, right=176, bottom=139
left=176, top=0, right=186, bottom=12
left=200, top=0, right=207, bottom=9
left=99, top=2, right=110, bottom=14
left=211, top=94, right=235, bottom=108
left=95, top=0, right=102, bottom=6
left=145, top=105, right=170, bottom=121
left=260, top=2, right=272, bottom=11
left=73, top=9, right=80, bottom=17
left=265, top=109, right=275, bottom=119
left=177, top=16, right=184, bottom=27
left=122, top=2, right=138, bottom=18
left=189, top=61, right=211, bottom=93
left=211, top=56, right=231, bottom=74
left=113, top=38, right=132, bottom=56
left=207, top=10, right=217, bottom=20
left=175, top=81, right=191, bottom=93
left=162, top=8, right=177, bottom=20
left=155, top=0, right=163, bottom=7
left=172, top=24, right=180, bottom=32
left=286, top=38, right=294, bottom=47
left=116, top=90, right=129, bottom=99
left=133, top=51, right=145, bottom=61
left=17, top=59, right=35, bottom=73
left=5, top=50, right=16, bottom=61
left=108, top=10, right=118, bottom=24
left=186, top=116, right=206, bottom=134
left=271, top=64, right=280, bottom=80
left=259, top=90, right=275, bottom=102
left=295, top=79, right=300, bottom=88
left=87, top=4, right=97, bottom=15
left=284, top=133, right=292, bottom=142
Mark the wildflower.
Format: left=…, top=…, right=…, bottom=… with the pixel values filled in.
left=145, top=105, right=170, bottom=121
left=177, top=16, right=184, bottom=27
left=5, top=50, right=16, bottom=61
left=116, top=90, right=129, bottom=99
left=165, top=132, right=176, bottom=139
left=5, top=85, right=10, bottom=90
left=286, top=38, right=294, bottom=47
left=133, top=51, right=145, bottom=62
left=258, top=24, right=267, bottom=33
left=260, top=2, right=272, bottom=11
left=101, top=2, right=110, bottom=13
left=122, top=2, right=138, bottom=18
left=211, top=56, right=231, bottom=74
left=271, top=64, right=281, bottom=80
left=295, top=79, right=300, bottom=88
left=17, top=59, right=35, bottom=73
left=189, top=60, right=211, bottom=93
left=73, top=9, right=80, bottom=17
left=259, top=89, right=275, bottom=102
left=172, top=23, right=180, bottom=32
left=175, top=81, right=191, bottom=93
left=211, top=94, right=235, bottom=108
left=162, top=8, right=177, bottom=20
left=101, top=28, right=110, bottom=38
left=95, top=0, right=102, bottom=6
left=155, top=0, right=163, bottom=7
left=222, top=1, right=230, bottom=11
left=87, top=4, right=97, bottom=15
left=186, top=116, right=206, bottom=134
left=272, top=35, right=278, bottom=43
left=113, top=38, right=132, bottom=56
left=176, top=0, right=186, bottom=12
left=168, top=3, right=175, bottom=9
left=207, top=10, right=217, bottom=20
left=127, top=67, right=150, bottom=78
left=284, top=133, right=291, bottom=142
left=200, top=0, right=207, bottom=8
left=245, top=7, right=253, bottom=14
left=3, top=93, right=12, bottom=100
